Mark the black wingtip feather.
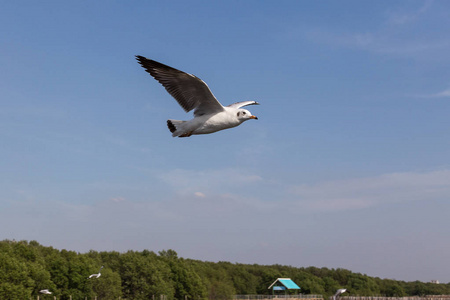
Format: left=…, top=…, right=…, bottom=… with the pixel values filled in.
left=167, top=120, right=176, bottom=133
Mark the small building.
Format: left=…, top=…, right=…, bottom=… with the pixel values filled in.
left=430, top=280, right=439, bottom=284
left=268, top=278, right=301, bottom=294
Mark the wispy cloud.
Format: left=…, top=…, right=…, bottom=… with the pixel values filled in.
left=110, top=196, right=126, bottom=203
left=82, top=167, right=450, bottom=218
left=305, top=29, right=444, bottom=56
left=432, top=88, right=450, bottom=98
left=289, top=169, right=450, bottom=212
left=194, top=191, right=206, bottom=198
left=2, top=168, right=450, bottom=265
left=158, top=168, right=263, bottom=197
left=414, top=87, right=450, bottom=98
left=304, top=1, right=450, bottom=60
left=384, top=0, right=433, bottom=25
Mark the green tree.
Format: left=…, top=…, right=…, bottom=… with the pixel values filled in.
left=120, top=250, right=174, bottom=300
left=92, top=267, right=122, bottom=299
left=209, top=280, right=236, bottom=300
left=348, top=274, right=380, bottom=296
left=0, top=282, right=31, bottom=300
left=385, top=283, right=406, bottom=297
left=0, top=252, right=34, bottom=299
left=160, top=250, right=207, bottom=300
left=3, top=239, right=450, bottom=299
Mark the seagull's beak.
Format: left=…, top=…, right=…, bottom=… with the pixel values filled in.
left=250, top=115, right=258, bottom=120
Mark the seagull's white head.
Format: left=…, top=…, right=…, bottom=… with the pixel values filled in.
left=236, top=109, right=258, bottom=122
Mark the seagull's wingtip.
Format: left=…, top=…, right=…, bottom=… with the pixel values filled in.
left=135, top=55, right=147, bottom=63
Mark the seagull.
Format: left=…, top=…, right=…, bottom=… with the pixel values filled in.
left=333, top=288, right=347, bottom=300
left=136, top=55, right=259, bottom=137
left=87, top=266, right=103, bottom=279
left=39, top=289, right=52, bottom=295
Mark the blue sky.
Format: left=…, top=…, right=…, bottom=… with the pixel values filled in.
left=1, top=0, right=450, bottom=283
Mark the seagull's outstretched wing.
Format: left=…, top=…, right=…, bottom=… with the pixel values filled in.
left=334, top=289, right=347, bottom=297
left=227, top=101, right=259, bottom=109
left=136, top=55, right=224, bottom=117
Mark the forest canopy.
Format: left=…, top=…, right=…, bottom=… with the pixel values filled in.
left=0, top=240, right=449, bottom=300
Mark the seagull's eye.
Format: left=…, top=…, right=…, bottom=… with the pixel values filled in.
left=242, top=111, right=246, bottom=115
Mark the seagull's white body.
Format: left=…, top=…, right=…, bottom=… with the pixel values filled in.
left=136, top=55, right=259, bottom=137
left=88, top=273, right=101, bottom=279
left=335, top=289, right=346, bottom=296
left=87, top=266, right=103, bottom=279
left=39, top=289, right=52, bottom=295
left=171, top=106, right=247, bottom=135
left=333, top=288, right=347, bottom=300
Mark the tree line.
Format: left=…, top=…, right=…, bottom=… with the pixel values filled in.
left=1, top=240, right=449, bottom=300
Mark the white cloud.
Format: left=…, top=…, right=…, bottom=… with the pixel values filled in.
left=306, top=28, right=449, bottom=58
left=123, top=167, right=450, bottom=216
left=415, top=87, right=450, bottom=98
left=194, top=191, right=206, bottom=198
left=385, top=0, right=433, bottom=25
left=158, top=168, right=263, bottom=196
left=110, top=196, right=126, bottom=203
left=303, top=1, right=450, bottom=60
left=2, top=168, right=450, bottom=283
left=289, top=169, right=450, bottom=212
left=433, top=88, right=450, bottom=98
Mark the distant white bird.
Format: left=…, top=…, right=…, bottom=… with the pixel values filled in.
left=136, top=55, right=259, bottom=137
left=39, top=289, right=52, bottom=295
left=87, top=266, right=103, bottom=279
left=333, top=288, right=347, bottom=300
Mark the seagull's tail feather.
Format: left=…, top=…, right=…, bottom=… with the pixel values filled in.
left=167, top=120, right=187, bottom=137
left=167, top=120, right=177, bottom=133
